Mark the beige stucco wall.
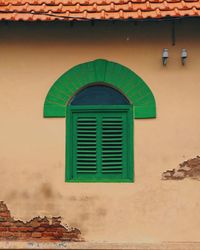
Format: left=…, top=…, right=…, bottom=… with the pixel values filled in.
left=0, top=19, right=200, bottom=244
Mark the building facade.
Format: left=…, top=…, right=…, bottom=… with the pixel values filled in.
left=0, top=1, right=200, bottom=249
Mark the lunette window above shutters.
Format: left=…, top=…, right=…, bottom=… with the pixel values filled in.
left=66, top=105, right=133, bottom=182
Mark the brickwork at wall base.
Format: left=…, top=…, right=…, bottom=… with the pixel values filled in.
left=0, top=201, right=83, bottom=242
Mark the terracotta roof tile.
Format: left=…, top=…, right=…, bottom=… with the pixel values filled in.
left=0, top=0, right=199, bottom=21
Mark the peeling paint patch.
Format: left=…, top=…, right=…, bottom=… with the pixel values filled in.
left=162, top=156, right=200, bottom=180
left=0, top=201, right=84, bottom=242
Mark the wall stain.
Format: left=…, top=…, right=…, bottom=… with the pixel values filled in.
left=79, top=213, right=90, bottom=222
left=21, top=191, right=29, bottom=199
left=96, top=208, right=107, bottom=217
left=67, top=195, right=99, bottom=235
left=0, top=201, right=84, bottom=242
left=40, top=183, right=53, bottom=199
left=79, top=195, right=98, bottom=202
left=7, top=191, right=18, bottom=201
left=69, top=195, right=98, bottom=202
left=68, top=196, right=77, bottom=202
left=162, top=156, right=200, bottom=180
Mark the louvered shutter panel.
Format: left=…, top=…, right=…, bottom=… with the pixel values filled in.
left=101, top=115, right=126, bottom=176
left=73, top=114, right=98, bottom=179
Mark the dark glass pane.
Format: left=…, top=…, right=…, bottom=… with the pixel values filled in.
left=70, top=85, right=129, bottom=105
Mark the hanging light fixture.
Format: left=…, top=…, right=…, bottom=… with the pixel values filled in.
left=181, top=49, right=187, bottom=65
left=162, top=48, right=168, bottom=66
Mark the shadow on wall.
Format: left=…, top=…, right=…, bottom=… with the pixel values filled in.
left=162, top=156, right=200, bottom=180
left=0, top=202, right=84, bottom=242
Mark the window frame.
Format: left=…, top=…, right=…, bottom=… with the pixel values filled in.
left=66, top=105, right=134, bottom=183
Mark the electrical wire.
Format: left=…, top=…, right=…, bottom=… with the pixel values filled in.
left=0, top=10, right=88, bottom=20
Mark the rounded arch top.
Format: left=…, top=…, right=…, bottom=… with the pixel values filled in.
left=70, top=84, right=130, bottom=106
left=44, top=59, right=156, bottom=119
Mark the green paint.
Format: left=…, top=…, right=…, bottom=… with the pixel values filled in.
left=66, top=105, right=133, bottom=182
left=44, top=59, right=156, bottom=119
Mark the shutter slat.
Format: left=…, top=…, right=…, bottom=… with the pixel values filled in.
left=77, top=150, right=96, bottom=153
left=77, top=125, right=96, bottom=128
left=77, top=167, right=96, bottom=169
left=78, top=161, right=96, bottom=163
left=102, top=161, right=122, bottom=165
left=77, top=138, right=96, bottom=141
left=77, top=154, right=96, bottom=157
left=78, top=132, right=96, bottom=134
left=78, top=135, right=96, bottom=138
left=102, top=168, right=122, bottom=170
left=103, top=131, right=122, bottom=134
left=77, top=170, right=97, bottom=173
left=103, top=150, right=122, bottom=153
left=77, top=162, right=96, bottom=166
left=102, top=135, right=122, bottom=138
left=102, top=170, right=122, bottom=173
left=103, top=158, right=121, bottom=161
left=102, top=119, right=122, bottom=122
left=77, top=146, right=96, bottom=149
left=103, top=139, right=122, bottom=141
left=78, top=142, right=96, bottom=146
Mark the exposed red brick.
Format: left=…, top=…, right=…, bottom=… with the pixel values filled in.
left=20, top=232, right=32, bottom=239
left=42, top=232, right=54, bottom=237
left=0, top=202, right=9, bottom=212
left=47, top=226, right=66, bottom=233
left=162, top=156, right=200, bottom=180
left=35, top=227, right=46, bottom=232
left=46, top=227, right=59, bottom=232
left=27, top=218, right=42, bottom=228
left=14, top=220, right=24, bottom=227
left=0, top=231, right=13, bottom=238
left=53, top=231, right=63, bottom=238
left=32, top=232, right=42, bottom=238
left=0, top=201, right=83, bottom=242
left=9, top=227, right=33, bottom=232
left=0, top=212, right=11, bottom=218
left=0, top=222, right=12, bottom=227
left=52, top=216, right=61, bottom=226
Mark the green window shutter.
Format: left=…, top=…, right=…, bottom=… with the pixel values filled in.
left=66, top=105, right=133, bottom=182
left=101, top=115, right=126, bottom=176
left=75, top=115, right=98, bottom=176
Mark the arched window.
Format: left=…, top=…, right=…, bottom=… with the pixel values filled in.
left=66, top=84, right=133, bottom=182
left=44, top=59, right=156, bottom=183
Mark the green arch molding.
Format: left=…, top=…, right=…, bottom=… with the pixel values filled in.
left=44, top=59, right=156, bottom=119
